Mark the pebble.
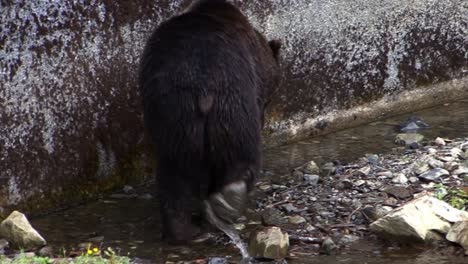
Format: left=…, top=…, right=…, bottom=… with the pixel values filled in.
left=208, top=257, right=228, bottom=264
left=391, top=173, right=408, bottom=184
left=435, top=137, right=446, bottom=146
left=303, top=174, right=320, bottom=185
left=428, top=158, right=444, bottom=169
left=354, top=180, right=366, bottom=187
left=427, top=147, right=437, bottom=155
left=418, top=168, right=449, bottom=182
left=357, top=166, right=371, bottom=176
left=452, top=166, right=468, bottom=175
left=385, top=185, right=413, bottom=199
left=338, top=234, right=360, bottom=245
left=288, top=215, right=306, bottom=224
left=409, top=176, right=419, bottom=183
left=321, top=238, right=337, bottom=255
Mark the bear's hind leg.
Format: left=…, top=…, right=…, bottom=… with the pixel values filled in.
left=157, top=164, right=200, bottom=243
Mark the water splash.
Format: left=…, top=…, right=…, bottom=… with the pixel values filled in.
left=204, top=201, right=252, bottom=263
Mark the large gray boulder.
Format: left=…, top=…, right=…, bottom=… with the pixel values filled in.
left=370, top=195, right=468, bottom=242
left=0, top=211, right=46, bottom=250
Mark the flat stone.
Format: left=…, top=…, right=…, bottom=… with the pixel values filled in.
left=418, top=168, right=449, bottom=182
left=446, top=221, right=468, bottom=255
left=248, top=227, right=289, bottom=260
left=384, top=186, right=413, bottom=199
left=409, top=177, right=419, bottom=183
left=338, top=234, right=360, bottom=245
left=395, top=133, right=424, bottom=145
left=0, top=211, right=46, bottom=250
left=370, top=195, right=468, bottom=242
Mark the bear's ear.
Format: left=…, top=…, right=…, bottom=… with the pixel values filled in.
left=268, top=39, right=281, bottom=61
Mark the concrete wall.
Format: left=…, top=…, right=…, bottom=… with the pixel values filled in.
left=1, top=0, right=467, bottom=215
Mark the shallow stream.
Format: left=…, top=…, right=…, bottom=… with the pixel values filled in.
left=32, top=99, right=468, bottom=263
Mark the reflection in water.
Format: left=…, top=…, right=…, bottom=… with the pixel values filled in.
left=32, top=100, right=468, bottom=263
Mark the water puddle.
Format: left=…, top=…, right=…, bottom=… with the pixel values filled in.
left=31, top=99, right=468, bottom=263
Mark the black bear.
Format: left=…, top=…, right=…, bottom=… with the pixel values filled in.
left=139, top=0, right=281, bottom=243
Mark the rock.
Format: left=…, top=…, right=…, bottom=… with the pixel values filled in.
left=452, top=166, right=468, bottom=176
left=208, top=257, right=228, bottom=264
left=362, top=205, right=393, bottom=222
left=446, top=221, right=468, bottom=255
left=234, top=223, right=246, bottom=231
left=357, top=166, right=371, bottom=176
left=418, top=168, right=449, bottom=182
left=354, top=180, right=366, bottom=187
left=305, top=223, right=317, bottom=232
left=376, top=171, right=393, bottom=178
left=409, top=176, right=419, bottom=183
left=435, top=137, right=446, bottom=146
left=302, top=161, right=320, bottom=175
left=38, top=246, right=54, bottom=257
left=414, top=163, right=431, bottom=175
left=395, top=133, right=424, bottom=146
left=291, top=170, right=304, bottom=181
left=450, top=148, right=463, bottom=157
left=303, top=174, right=320, bottom=185
left=288, top=215, right=306, bottom=225
left=370, top=195, right=468, bottom=242
left=0, top=238, right=8, bottom=254
left=427, top=147, right=437, bottom=155
left=428, top=158, right=444, bottom=169
left=122, top=185, right=135, bottom=194
left=321, top=162, right=335, bottom=175
left=281, top=203, right=301, bottom=214
left=336, top=180, right=353, bottom=190
left=262, top=208, right=288, bottom=226
left=0, top=211, right=46, bottom=250
left=384, top=186, right=413, bottom=199
left=338, top=234, right=360, bottom=245
left=399, top=116, right=429, bottom=132
left=248, top=227, right=289, bottom=260
left=365, top=154, right=380, bottom=164
left=391, top=173, right=408, bottom=184
left=320, top=237, right=337, bottom=255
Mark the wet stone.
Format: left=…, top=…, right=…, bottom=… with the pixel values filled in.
left=338, top=234, right=360, bottom=245
left=302, top=161, right=320, bottom=175
left=303, top=174, right=320, bottom=185
left=208, top=257, right=228, bottom=264
left=366, top=154, right=380, bottom=164
left=384, top=186, right=413, bottom=199
left=399, top=116, right=429, bottom=132
left=362, top=206, right=393, bottom=222
left=38, top=246, right=54, bottom=257
left=418, top=168, right=449, bottom=182
left=320, top=237, right=337, bottom=255
left=395, top=133, right=424, bottom=145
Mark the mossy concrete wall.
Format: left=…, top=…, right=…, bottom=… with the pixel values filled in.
left=1, top=0, right=467, bottom=215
